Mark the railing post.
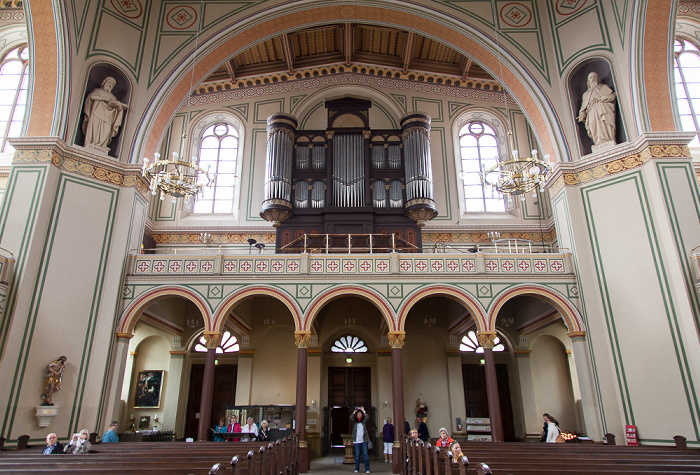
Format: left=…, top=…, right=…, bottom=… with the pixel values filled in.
left=392, top=233, right=396, bottom=252
left=303, top=234, right=307, bottom=254
left=604, top=433, right=616, bottom=445
left=348, top=234, right=351, bottom=254
left=325, top=234, right=329, bottom=254
left=674, top=435, right=687, bottom=449
left=369, top=234, right=373, bottom=254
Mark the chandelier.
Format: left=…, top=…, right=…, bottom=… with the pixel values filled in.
left=481, top=133, right=551, bottom=197
left=141, top=151, right=214, bottom=201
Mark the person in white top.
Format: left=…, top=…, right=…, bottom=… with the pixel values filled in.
left=544, top=414, right=561, bottom=443
left=351, top=406, right=370, bottom=473
left=241, top=417, right=258, bottom=441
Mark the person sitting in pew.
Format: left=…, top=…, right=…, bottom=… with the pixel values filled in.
left=214, top=417, right=227, bottom=442
left=102, top=421, right=119, bottom=443
left=241, top=417, right=258, bottom=441
left=258, top=420, right=271, bottom=441
left=41, top=433, right=63, bottom=454
left=435, top=427, right=454, bottom=449
left=449, top=441, right=464, bottom=463
left=64, top=429, right=91, bottom=454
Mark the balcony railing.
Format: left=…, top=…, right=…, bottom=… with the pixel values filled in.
left=279, top=233, right=419, bottom=254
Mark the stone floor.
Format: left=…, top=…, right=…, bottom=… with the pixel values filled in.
left=309, top=451, right=395, bottom=474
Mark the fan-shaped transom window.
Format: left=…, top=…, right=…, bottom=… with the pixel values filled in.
left=331, top=335, right=368, bottom=353
left=194, top=330, right=239, bottom=353
left=460, top=330, right=505, bottom=353
left=674, top=38, right=700, bottom=148
left=0, top=44, right=29, bottom=154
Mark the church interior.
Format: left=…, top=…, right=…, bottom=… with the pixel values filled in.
left=0, top=0, right=699, bottom=471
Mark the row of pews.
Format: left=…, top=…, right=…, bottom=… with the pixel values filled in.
left=401, top=437, right=700, bottom=474
left=0, top=436, right=298, bottom=474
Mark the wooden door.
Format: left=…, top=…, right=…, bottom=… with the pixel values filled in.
left=184, top=364, right=237, bottom=440
left=328, top=367, right=371, bottom=446
left=462, top=363, right=515, bottom=442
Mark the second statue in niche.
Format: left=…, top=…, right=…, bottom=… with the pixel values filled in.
left=82, top=77, right=128, bottom=154
left=577, top=71, right=617, bottom=148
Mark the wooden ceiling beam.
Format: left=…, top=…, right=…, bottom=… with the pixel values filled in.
left=461, top=58, right=473, bottom=82
left=225, top=58, right=237, bottom=82
left=280, top=33, right=295, bottom=74
left=402, top=32, right=416, bottom=74
left=343, top=22, right=354, bottom=65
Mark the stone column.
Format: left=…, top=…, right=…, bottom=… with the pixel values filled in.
left=477, top=331, right=503, bottom=442
left=197, top=332, right=222, bottom=441
left=295, top=331, right=310, bottom=473
left=389, top=331, right=405, bottom=475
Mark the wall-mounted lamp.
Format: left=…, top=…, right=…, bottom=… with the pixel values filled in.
left=384, top=400, right=389, bottom=408
left=247, top=238, right=257, bottom=254
left=424, top=317, right=436, bottom=327
left=199, top=232, right=211, bottom=244
left=130, top=413, right=134, bottom=421
left=311, top=400, right=316, bottom=409
left=154, top=413, right=159, bottom=422
left=346, top=357, right=353, bottom=364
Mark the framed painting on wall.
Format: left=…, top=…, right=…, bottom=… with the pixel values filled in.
left=134, top=370, right=165, bottom=408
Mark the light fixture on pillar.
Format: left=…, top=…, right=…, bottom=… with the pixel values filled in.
left=423, top=317, right=436, bottom=327
left=199, top=232, right=211, bottom=244
left=141, top=0, right=214, bottom=204
left=480, top=0, right=551, bottom=199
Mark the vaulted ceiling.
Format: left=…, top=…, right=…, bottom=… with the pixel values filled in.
left=201, top=23, right=496, bottom=89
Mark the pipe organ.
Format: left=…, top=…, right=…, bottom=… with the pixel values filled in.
left=260, top=98, right=437, bottom=252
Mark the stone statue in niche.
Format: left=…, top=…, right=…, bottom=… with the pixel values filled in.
left=41, top=356, right=67, bottom=405
left=82, top=77, right=128, bottom=154
left=577, top=72, right=617, bottom=148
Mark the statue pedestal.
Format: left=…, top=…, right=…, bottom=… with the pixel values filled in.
left=84, top=143, right=110, bottom=155
left=591, top=141, right=616, bottom=153
left=35, top=406, right=59, bottom=428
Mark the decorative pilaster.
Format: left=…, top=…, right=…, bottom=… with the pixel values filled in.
left=476, top=331, right=503, bottom=442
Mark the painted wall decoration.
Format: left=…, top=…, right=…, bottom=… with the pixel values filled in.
left=134, top=370, right=165, bottom=408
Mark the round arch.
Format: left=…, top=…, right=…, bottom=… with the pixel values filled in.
left=304, top=285, right=396, bottom=332
left=397, top=284, right=487, bottom=332
left=211, top=286, right=303, bottom=334
left=117, top=285, right=213, bottom=335
left=133, top=4, right=567, bottom=164
left=486, top=284, right=585, bottom=334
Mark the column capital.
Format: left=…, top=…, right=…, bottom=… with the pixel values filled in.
left=115, top=332, right=133, bottom=340
left=476, top=331, right=498, bottom=349
left=567, top=331, right=587, bottom=340
left=202, top=331, right=223, bottom=349
left=387, top=331, right=406, bottom=349
left=295, top=331, right=311, bottom=348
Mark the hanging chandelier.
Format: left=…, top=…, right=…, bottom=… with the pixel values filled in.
left=481, top=132, right=551, bottom=196
left=141, top=151, right=214, bottom=201
left=481, top=0, right=551, bottom=198
left=141, top=0, right=213, bottom=203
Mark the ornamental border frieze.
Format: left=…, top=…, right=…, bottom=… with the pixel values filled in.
left=548, top=143, right=691, bottom=195
left=13, top=147, right=150, bottom=198
left=150, top=232, right=275, bottom=244
left=423, top=230, right=557, bottom=244
left=189, top=73, right=514, bottom=107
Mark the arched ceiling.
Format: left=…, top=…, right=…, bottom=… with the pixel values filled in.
left=200, top=23, right=496, bottom=89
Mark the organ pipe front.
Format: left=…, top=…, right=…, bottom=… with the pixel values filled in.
left=401, top=112, right=437, bottom=227
left=260, top=113, right=297, bottom=227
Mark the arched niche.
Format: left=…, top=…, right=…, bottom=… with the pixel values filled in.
left=76, top=63, right=131, bottom=159
left=569, top=59, right=626, bottom=156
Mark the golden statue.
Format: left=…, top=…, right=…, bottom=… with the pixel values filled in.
left=42, top=356, right=67, bottom=405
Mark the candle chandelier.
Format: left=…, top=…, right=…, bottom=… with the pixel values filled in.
left=141, top=0, right=213, bottom=203
left=480, top=0, right=551, bottom=198
left=141, top=151, right=214, bottom=202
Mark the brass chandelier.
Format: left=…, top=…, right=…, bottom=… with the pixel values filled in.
left=141, top=151, right=214, bottom=201
left=481, top=132, right=551, bottom=196
left=141, top=0, right=213, bottom=203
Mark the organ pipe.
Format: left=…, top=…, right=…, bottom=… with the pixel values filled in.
left=401, top=112, right=437, bottom=226
left=260, top=113, right=297, bottom=226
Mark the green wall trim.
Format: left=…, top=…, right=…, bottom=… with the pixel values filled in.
left=581, top=171, right=700, bottom=439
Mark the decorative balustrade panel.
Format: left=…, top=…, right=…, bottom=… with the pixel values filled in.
left=128, top=253, right=572, bottom=277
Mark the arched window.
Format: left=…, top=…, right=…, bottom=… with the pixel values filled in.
left=460, top=330, right=505, bottom=353
left=0, top=44, right=28, bottom=154
left=674, top=38, right=700, bottom=148
left=458, top=119, right=506, bottom=212
left=194, top=330, right=240, bottom=353
left=194, top=121, right=240, bottom=213
left=331, top=335, right=368, bottom=352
